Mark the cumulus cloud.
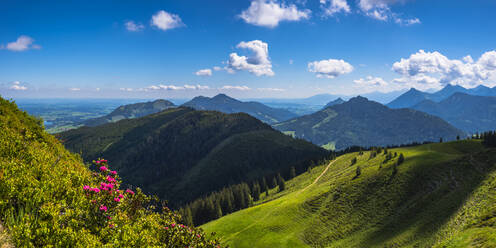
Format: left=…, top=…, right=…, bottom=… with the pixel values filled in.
left=239, top=0, right=310, bottom=28
left=226, top=40, right=274, bottom=76
left=144, top=84, right=210, bottom=91
left=308, top=59, right=353, bottom=78
left=354, top=76, right=388, bottom=87
left=220, top=85, right=251, bottom=90
left=353, top=76, right=390, bottom=92
left=391, top=49, right=496, bottom=89
left=151, top=10, right=184, bottom=31
left=125, top=21, right=145, bottom=31
left=320, top=0, right=351, bottom=16
left=1, top=35, right=41, bottom=51
left=358, top=0, right=420, bottom=25
left=195, top=69, right=212, bottom=76
left=9, top=81, right=28, bottom=91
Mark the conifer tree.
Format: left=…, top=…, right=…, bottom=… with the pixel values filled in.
left=278, top=178, right=286, bottom=192
left=289, top=166, right=296, bottom=179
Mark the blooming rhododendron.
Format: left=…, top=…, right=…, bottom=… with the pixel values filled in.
left=99, top=205, right=108, bottom=212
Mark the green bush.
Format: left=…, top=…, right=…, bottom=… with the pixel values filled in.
left=0, top=98, right=221, bottom=247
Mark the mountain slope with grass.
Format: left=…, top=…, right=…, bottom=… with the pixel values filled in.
left=182, top=94, right=297, bottom=124
left=84, top=99, right=175, bottom=127
left=203, top=140, right=496, bottom=247
left=0, top=97, right=220, bottom=247
left=412, top=93, right=496, bottom=134
left=57, top=107, right=329, bottom=207
left=273, top=96, right=465, bottom=150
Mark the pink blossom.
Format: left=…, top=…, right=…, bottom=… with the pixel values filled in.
left=99, top=205, right=108, bottom=212
left=171, top=223, right=176, bottom=227
left=164, top=227, right=169, bottom=230
left=110, top=170, right=117, bottom=175
left=99, top=166, right=108, bottom=171
left=119, top=194, right=124, bottom=199
left=106, top=176, right=116, bottom=183
left=114, top=197, right=120, bottom=202
left=126, top=189, right=135, bottom=195
left=91, top=188, right=100, bottom=193
left=197, top=234, right=201, bottom=238
left=83, top=185, right=90, bottom=190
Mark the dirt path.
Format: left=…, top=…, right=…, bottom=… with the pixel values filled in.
left=225, top=158, right=341, bottom=241
left=298, top=158, right=339, bottom=194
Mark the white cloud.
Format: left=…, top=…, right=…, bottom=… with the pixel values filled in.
left=353, top=76, right=390, bottom=92
left=257, top=87, right=285, bottom=91
left=2, top=35, right=41, bottom=51
left=125, top=21, right=145, bottom=31
left=119, top=88, right=134, bottom=92
left=69, top=88, right=81, bottom=91
left=220, top=85, right=251, bottom=90
left=144, top=84, right=210, bottom=91
left=195, top=69, right=213, bottom=76
left=478, top=51, right=496, bottom=70
left=213, top=66, right=223, bottom=71
left=239, top=0, right=310, bottom=28
left=308, top=59, right=353, bottom=78
left=9, top=81, right=28, bottom=91
left=96, top=88, right=101, bottom=91
left=358, top=0, right=420, bottom=25
left=151, top=10, right=184, bottom=31
left=226, top=40, right=274, bottom=76
left=354, top=76, right=388, bottom=87
left=320, top=0, right=351, bottom=16
left=391, top=49, right=496, bottom=89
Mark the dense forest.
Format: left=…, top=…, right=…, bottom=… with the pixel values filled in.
left=57, top=107, right=330, bottom=207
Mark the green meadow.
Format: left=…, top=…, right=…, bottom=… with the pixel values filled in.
left=203, top=140, right=496, bottom=247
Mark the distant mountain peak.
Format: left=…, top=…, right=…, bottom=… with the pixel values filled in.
left=348, top=95, right=370, bottom=103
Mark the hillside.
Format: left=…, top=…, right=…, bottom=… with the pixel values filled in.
left=57, top=107, right=329, bottom=207
left=84, top=99, right=175, bottom=126
left=387, top=84, right=496, bottom=109
left=182, top=94, right=297, bottom=124
left=0, top=97, right=220, bottom=247
left=203, top=140, right=496, bottom=247
left=323, top=98, right=345, bottom=108
left=412, top=93, right=496, bottom=133
left=273, top=96, right=465, bottom=150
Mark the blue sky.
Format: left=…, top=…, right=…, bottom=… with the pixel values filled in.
left=1, top=0, right=496, bottom=99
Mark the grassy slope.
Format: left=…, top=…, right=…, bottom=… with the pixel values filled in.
left=203, top=140, right=496, bottom=247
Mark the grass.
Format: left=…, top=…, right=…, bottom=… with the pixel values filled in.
left=202, top=140, right=496, bottom=247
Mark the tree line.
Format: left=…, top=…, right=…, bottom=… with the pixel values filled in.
left=479, top=130, right=496, bottom=147
left=178, top=168, right=300, bottom=226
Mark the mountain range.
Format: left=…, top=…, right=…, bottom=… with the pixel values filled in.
left=57, top=107, right=328, bottom=207
left=182, top=94, right=297, bottom=124
left=274, top=96, right=465, bottom=150
left=411, top=93, right=496, bottom=133
left=84, top=99, right=175, bottom=126
left=387, top=84, right=496, bottom=109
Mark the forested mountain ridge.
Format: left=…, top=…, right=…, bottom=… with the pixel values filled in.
left=411, top=92, right=496, bottom=133
left=387, top=84, right=496, bottom=109
left=182, top=94, right=297, bottom=124
left=84, top=99, right=175, bottom=126
left=274, top=96, right=465, bottom=150
left=57, top=107, right=329, bottom=207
